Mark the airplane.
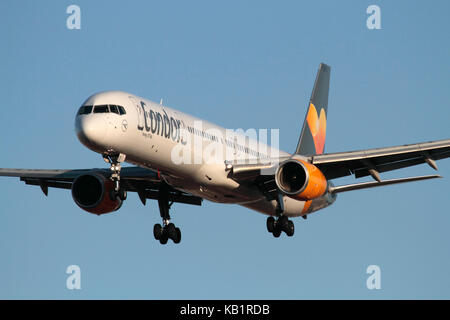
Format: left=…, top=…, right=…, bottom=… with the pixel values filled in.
left=1, top=63, right=449, bottom=245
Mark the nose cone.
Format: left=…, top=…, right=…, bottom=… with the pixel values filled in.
left=75, top=115, right=108, bottom=150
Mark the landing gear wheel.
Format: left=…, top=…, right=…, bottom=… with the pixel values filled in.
left=286, top=220, right=295, bottom=237
left=267, top=215, right=295, bottom=238
left=159, top=234, right=168, bottom=245
left=273, top=227, right=281, bottom=238
left=267, top=217, right=275, bottom=233
left=166, top=223, right=176, bottom=239
left=164, top=223, right=181, bottom=244
left=173, top=228, right=181, bottom=244
left=153, top=224, right=163, bottom=240
left=279, top=216, right=289, bottom=232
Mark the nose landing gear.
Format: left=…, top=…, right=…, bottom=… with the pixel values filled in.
left=103, top=153, right=127, bottom=201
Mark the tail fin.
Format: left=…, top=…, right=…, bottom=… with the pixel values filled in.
left=294, top=63, right=331, bottom=155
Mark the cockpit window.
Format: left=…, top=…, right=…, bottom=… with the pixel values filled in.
left=88, top=104, right=125, bottom=115
left=109, top=105, right=119, bottom=114
left=77, top=105, right=93, bottom=115
left=93, top=105, right=109, bottom=113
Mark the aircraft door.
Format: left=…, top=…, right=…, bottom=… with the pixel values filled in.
left=129, top=96, right=145, bottom=131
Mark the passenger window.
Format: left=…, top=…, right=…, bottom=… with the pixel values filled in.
left=109, top=105, right=119, bottom=114
left=118, top=106, right=126, bottom=115
left=77, top=105, right=93, bottom=115
left=94, top=105, right=109, bottom=113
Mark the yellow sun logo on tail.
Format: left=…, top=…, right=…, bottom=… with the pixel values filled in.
left=306, top=103, right=326, bottom=154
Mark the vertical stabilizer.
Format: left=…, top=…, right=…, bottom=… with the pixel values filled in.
left=295, top=63, right=331, bottom=155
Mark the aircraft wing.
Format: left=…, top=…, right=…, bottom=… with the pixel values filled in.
left=311, top=139, right=450, bottom=180
left=226, top=139, right=450, bottom=199
left=0, top=166, right=202, bottom=206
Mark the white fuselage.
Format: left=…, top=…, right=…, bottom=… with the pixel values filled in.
left=74, top=91, right=335, bottom=217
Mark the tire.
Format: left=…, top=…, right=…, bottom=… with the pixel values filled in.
left=159, top=234, right=168, bottom=245
left=286, top=220, right=295, bottom=237
left=266, top=217, right=275, bottom=233
left=173, top=228, right=181, bottom=244
left=166, top=223, right=176, bottom=239
left=273, top=227, right=281, bottom=238
left=279, top=216, right=289, bottom=232
left=153, top=224, right=163, bottom=240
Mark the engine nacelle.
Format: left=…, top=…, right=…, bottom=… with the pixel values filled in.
left=275, top=158, right=328, bottom=201
left=71, top=173, right=122, bottom=215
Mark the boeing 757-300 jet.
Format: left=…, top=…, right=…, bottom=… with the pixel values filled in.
left=1, top=63, right=449, bottom=244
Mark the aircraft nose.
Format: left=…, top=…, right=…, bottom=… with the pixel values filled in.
left=75, top=115, right=107, bottom=148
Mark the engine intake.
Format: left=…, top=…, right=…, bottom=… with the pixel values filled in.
left=275, top=159, right=327, bottom=201
left=71, top=173, right=122, bottom=215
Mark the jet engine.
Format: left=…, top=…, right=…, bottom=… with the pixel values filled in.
left=71, top=173, right=122, bottom=215
left=275, top=158, right=328, bottom=201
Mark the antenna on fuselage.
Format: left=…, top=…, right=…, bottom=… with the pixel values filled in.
left=160, top=98, right=163, bottom=105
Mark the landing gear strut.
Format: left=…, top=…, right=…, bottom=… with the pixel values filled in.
left=103, top=153, right=127, bottom=201
left=266, top=193, right=294, bottom=237
left=153, top=183, right=181, bottom=244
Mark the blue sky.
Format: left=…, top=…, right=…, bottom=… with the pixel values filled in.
left=0, top=0, right=449, bottom=299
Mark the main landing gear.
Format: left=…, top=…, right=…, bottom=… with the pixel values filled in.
left=266, top=216, right=295, bottom=237
left=103, top=153, right=127, bottom=201
left=153, top=183, right=181, bottom=245
left=266, top=193, right=295, bottom=237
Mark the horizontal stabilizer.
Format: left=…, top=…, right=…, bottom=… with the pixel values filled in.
left=329, top=175, right=442, bottom=194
